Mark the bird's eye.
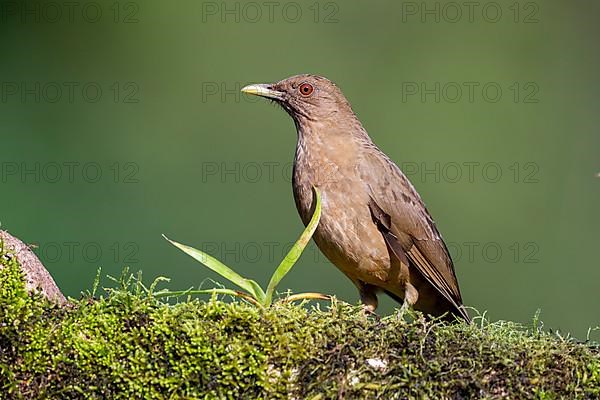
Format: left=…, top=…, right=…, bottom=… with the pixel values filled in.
left=299, top=83, right=314, bottom=96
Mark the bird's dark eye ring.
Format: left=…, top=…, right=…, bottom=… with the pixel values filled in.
left=299, top=83, right=314, bottom=96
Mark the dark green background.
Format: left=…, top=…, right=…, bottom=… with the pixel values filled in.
left=1, top=0, right=598, bottom=338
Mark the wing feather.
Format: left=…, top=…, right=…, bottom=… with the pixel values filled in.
left=359, top=147, right=468, bottom=319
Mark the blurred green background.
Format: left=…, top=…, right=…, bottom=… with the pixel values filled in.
left=1, top=0, right=598, bottom=338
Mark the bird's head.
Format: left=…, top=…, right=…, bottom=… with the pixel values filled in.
left=241, top=74, right=356, bottom=125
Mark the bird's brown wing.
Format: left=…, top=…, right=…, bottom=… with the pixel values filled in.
left=358, top=148, right=466, bottom=316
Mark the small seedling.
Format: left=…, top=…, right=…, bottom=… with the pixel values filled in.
left=161, top=187, right=327, bottom=307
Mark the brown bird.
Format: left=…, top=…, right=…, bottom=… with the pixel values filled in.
left=242, top=75, right=469, bottom=321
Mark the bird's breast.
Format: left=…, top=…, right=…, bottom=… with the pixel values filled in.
left=292, top=135, right=362, bottom=224
left=292, top=141, right=392, bottom=283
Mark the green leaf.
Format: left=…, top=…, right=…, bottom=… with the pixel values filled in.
left=162, top=235, right=266, bottom=302
left=264, top=186, right=322, bottom=306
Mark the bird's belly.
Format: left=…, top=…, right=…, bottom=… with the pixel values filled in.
left=308, top=188, right=394, bottom=286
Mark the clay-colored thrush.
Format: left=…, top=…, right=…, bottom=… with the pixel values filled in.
left=242, top=75, right=469, bottom=321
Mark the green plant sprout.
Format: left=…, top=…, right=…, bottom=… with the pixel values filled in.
left=161, top=187, right=327, bottom=307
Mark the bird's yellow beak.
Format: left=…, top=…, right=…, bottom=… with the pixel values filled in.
left=241, top=84, right=283, bottom=100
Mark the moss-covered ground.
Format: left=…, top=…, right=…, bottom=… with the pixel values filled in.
left=1, top=245, right=599, bottom=399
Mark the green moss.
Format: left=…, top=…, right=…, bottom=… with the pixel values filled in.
left=1, top=247, right=599, bottom=399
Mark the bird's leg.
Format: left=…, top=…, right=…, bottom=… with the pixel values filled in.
left=356, top=281, right=379, bottom=313
left=398, top=283, right=419, bottom=319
